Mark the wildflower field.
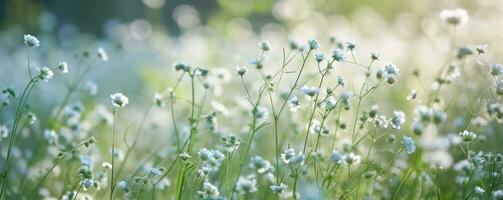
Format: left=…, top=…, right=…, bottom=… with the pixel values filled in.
left=1, top=0, right=503, bottom=199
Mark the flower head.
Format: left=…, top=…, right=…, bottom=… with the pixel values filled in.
left=197, top=182, right=220, bottom=199
left=118, top=181, right=129, bottom=192
left=270, top=183, right=288, bottom=194
left=338, top=92, right=352, bottom=109
left=403, top=136, right=416, bottom=154
left=308, top=38, right=320, bottom=50
left=391, top=111, right=406, bottom=129
left=459, top=130, right=476, bottom=142
left=97, top=47, right=109, bottom=62
left=331, top=150, right=347, bottom=164
left=154, top=92, right=165, bottom=107
left=331, top=49, right=345, bottom=62
left=249, top=156, right=274, bottom=174
left=289, top=96, right=300, bottom=112
left=44, top=129, right=58, bottom=144
left=315, top=53, right=325, bottom=63
left=58, top=62, right=69, bottom=73
left=346, top=152, right=361, bottom=165
left=0, top=125, right=8, bottom=139
left=39, top=67, right=54, bottom=81
left=237, top=66, right=248, bottom=76
left=236, top=175, right=257, bottom=194
left=345, top=41, right=357, bottom=52
left=379, top=63, right=400, bottom=84
left=259, top=40, right=271, bottom=51
left=24, top=34, right=40, bottom=47
left=281, top=148, right=305, bottom=165
left=440, top=8, right=469, bottom=26
left=110, top=93, right=129, bottom=108
left=102, top=162, right=112, bottom=170
left=301, top=86, right=320, bottom=97
left=491, top=64, right=503, bottom=77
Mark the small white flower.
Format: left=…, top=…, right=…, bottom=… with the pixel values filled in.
left=43, top=129, right=58, bottom=144
left=289, top=96, right=300, bottom=112
left=39, top=67, right=54, bottom=81
left=24, top=34, right=40, bottom=47
left=440, top=8, right=469, bottom=26
left=337, top=76, right=345, bottom=87
left=331, top=150, right=347, bottom=164
left=315, top=53, right=325, bottom=63
left=197, top=148, right=213, bottom=161
left=252, top=106, right=268, bottom=121
left=346, top=41, right=357, bottom=52
left=148, top=167, right=164, bottom=176
left=102, top=162, right=112, bottom=170
left=97, top=47, right=109, bottom=61
left=179, top=152, right=191, bottom=161
left=331, top=48, right=345, bottom=62
left=270, top=183, right=287, bottom=194
left=301, top=85, right=319, bottom=97
left=391, top=111, right=406, bottom=129
left=110, top=93, right=129, bottom=108
left=346, top=152, right=361, bottom=165
left=237, top=66, right=248, bottom=76
left=459, top=130, right=476, bottom=142
left=321, top=96, right=337, bottom=110
left=118, top=181, right=129, bottom=192
left=154, top=92, right=165, bottom=107
left=249, top=156, right=274, bottom=174
left=474, top=186, right=485, bottom=194
left=339, top=92, right=352, bottom=109
left=236, top=175, right=257, bottom=194
left=58, top=62, right=69, bottom=73
left=374, top=115, right=389, bottom=128
left=197, top=182, right=220, bottom=198
left=0, top=125, right=8, bottom=138
left=406, top=89, right=417, bottom=101
left=382, top=63, right=400, bottom=84
left=281, top=148, right=305, bottom=165
left=259, top=40, right=271, bottom=51
left=491, top=64, right=503, bottom=77
left=308, top=38, right=320, bottom=50
left=82, top=179, right=94, bottom=190
left=28, top=112, right=37, bottom=124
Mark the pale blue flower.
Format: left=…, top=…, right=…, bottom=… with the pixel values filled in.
left=403, top=136, right=416, bottom=154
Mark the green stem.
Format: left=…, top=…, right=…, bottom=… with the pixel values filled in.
left=110, top=108, right=119, bottom=200
left=0, top=78, right=36, bottom=198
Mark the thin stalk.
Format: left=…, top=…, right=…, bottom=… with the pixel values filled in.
left=391, top=167, right=414, bottom=200
left=0, top=77, right=37, bottom=198
left=114, top=105, right=153, bottom=183
left=110, top=108, right=119, bottom=200
left=28, top=139, right=89, bottom=200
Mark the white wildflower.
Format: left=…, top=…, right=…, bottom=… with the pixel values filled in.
left=110, top=93, right=129, bottom=108
left=39, top=67, right=54, bottom=81
left=58, top=62, right=69, bottom=73
left=440, top=8, right=469, bottom=26
left=24, top=34, right=40, bottom=47
left=97, top=47, right=109, bottom=61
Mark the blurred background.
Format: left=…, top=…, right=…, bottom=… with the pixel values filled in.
left=1, top=0, right=502, bottom=129
left=2, top=0, right=503, bottom=147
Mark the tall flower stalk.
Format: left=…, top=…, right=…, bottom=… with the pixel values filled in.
left=109, top=92, right=129, bottom=199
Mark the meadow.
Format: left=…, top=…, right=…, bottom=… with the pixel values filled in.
left=0, top=1, right=503, bottom=199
